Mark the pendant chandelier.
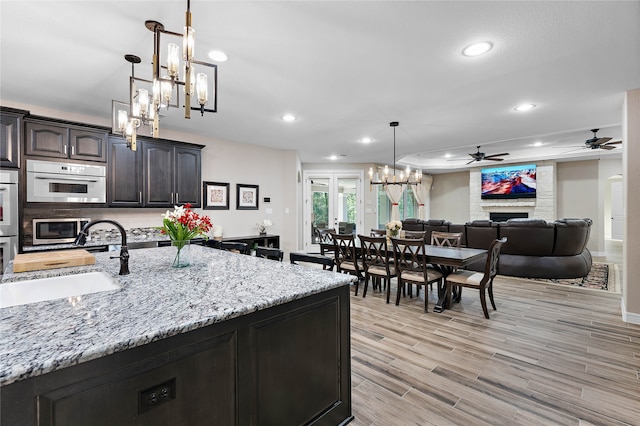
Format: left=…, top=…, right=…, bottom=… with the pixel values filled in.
left=368, top=121, right=423, bottom=190
left=115, top=0, right=218, bottom=150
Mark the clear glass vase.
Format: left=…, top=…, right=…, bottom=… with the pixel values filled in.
left=171, top=240, right=191, bottom=268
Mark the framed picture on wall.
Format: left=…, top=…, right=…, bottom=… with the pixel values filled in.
left=203, top=181, right=230, bottom=210
left=236, top=184, right=259, bottom=210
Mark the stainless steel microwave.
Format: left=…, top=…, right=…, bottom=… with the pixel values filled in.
left=32, top=218, right=91, bottom=245
left=26, top=159, right=106, bottom=203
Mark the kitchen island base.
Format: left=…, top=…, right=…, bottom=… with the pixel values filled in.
left=1, top=285, right=352, bottom=425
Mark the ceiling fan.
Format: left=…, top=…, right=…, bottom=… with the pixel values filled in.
left=465, top=146, right=510, bottom=165
left=584, top=128, right=622, bottom=150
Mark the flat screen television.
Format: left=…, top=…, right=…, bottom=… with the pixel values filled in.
left=481, top=164, right=537, bottom=199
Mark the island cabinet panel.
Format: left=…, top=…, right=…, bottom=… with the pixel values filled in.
left=1, top=286, right=352, bottom=426
left=108, top=136, right=142, bottom=206
left=0, top=109, right=22, bottom=168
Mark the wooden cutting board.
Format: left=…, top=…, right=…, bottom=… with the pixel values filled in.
left=12, top=250, right=96, bottom=273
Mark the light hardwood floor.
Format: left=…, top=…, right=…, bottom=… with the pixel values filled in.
left=348, top=266, right=639, bottom=425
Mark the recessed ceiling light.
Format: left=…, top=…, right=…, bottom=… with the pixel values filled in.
left=462, top=41, right=493, bottom=57
left=444, top=153, right=452, bottom=159
left=208, top=50, right=228, bottom=62
left=514, top=103, right=536, bottom=112
left=533, top=141, right=544, bottom=147
left=361, top=137, right=372, bottom=144
left=281, top=114, right=296, bottom=122
left=329, top=155, right=338, bottom=161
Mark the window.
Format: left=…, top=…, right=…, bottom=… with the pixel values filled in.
left=376, top=186, right=419, bottom=227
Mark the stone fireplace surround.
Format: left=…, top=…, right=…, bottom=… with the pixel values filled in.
left=469, top=161, right=556, bottom=221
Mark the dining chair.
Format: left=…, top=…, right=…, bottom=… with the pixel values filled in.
left=430, top=231, right=463, bottom=247
left=317, top=228, right=337, bottom=257
left=403, top=230, right=427, bottom=242
left=430, top=231, right=463, bottom=295
left=391, top=237, right=443, bottom=312
left=289, top=252, right=335, bottom=271
left=255, top=246, right=284, bottom=261
left=333, top=233, right=364, bottom=294
left=444, top=237, right=507, bottom=319
left=370, top=228, right=386, bottom=237
left=358, top=234, right=396, bottom=302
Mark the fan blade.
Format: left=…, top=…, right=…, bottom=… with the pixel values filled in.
left=599, top=145, right=616, bottom=150
left=588, top=137, right=612, bottom=146
left=483, top=153, right=509, bottom=159
left=465, top=159, right=476, bottom=165
left=484, top=157, right=504, bottom=161
left=605, top=140, right=622, bottom=145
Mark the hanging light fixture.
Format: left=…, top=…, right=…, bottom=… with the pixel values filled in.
left=117, top=0, right=218, bottom=150
left=368, top=122, right=423, bottom=190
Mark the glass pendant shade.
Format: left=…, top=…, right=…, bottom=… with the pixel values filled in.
left=118, top=110, right=128, bottom=132
left=167, top=43, right=180, bottom=77
left=161, top=78, right=172, bottom=105
left=183, top=26, right=194, bottom=60
left=138, top=88, right=149, bottom=116
left=196, top=72, right=208, bottom=105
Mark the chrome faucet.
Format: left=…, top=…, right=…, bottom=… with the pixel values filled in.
left=74, top=219, right=129, bottom=275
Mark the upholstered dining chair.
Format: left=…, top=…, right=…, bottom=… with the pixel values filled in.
left=391, top=238, right=443, bottom=312
left=255, top=246, right=284, bottom=261
left=289, top=252, right=335, bottom=271
left=333, top=233, right=364, bottom=295
left=358, top=234, right=396, bottom=302
left=444, top=237, right=507, bottom=319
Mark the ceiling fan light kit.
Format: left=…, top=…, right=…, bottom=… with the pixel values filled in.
left=369, top=122, right=423, bottom=190
left=115, top=0, right=218, bottom=151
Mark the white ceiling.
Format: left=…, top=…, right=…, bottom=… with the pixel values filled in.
left=1, top=1, right=639, bottom=173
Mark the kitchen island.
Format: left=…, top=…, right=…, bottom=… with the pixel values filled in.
left=1, top=245, right=355, bottom=425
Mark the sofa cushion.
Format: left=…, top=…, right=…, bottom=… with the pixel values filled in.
left=553, top=219, right=591, bottom=255
left=448, top=224, right=467, bottom=246
left=465, top=221, right=499, bottom=249
left=401, top=218, right=426, bottom=231
left=499, top=220, right=555, bottom=256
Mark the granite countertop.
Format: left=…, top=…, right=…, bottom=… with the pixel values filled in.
left=22, top=227, right=171, bottom=252
left=0, top=246, right=355, bottom=386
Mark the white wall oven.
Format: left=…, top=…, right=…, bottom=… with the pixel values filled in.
left=26, top=159, right=106, bottom=203
left=32, top=218, right=91, bottom=245
left=0, top=170, right=19, bottom=274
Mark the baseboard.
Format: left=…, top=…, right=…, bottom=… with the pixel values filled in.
left=620, top=298, right=640, bottom=324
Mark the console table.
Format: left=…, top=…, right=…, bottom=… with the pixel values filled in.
left=221, top=234, right=280, bottom=249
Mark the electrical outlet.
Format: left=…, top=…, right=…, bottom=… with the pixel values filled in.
left=139, top=378, right=176, bottom=413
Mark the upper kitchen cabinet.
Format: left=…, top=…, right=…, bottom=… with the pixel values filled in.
left=143, top=140, right=202, bottom=208
left=25, top=119, right=107, bottom=162
left=0, top=108, right=24, bottom=168
left=107, top=135, right=142, bottom=207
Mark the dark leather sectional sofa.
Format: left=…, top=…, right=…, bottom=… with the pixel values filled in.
left=401, top=218, right=593, bottom=279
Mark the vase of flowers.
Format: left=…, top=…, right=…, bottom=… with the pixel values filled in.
left=386, top=220, right=402, bottom=241
left=257, top=219, right=272, bottom=236
left=158, top=203, right=213, bottom=268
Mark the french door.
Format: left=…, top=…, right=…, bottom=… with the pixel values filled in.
left=303, top=171, right=363, bottom=252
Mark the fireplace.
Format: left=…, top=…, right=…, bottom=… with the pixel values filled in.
left=490, top=212, right=529, bottom=222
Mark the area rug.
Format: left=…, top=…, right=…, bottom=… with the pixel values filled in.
left=527, top=262, right=620, bottom=293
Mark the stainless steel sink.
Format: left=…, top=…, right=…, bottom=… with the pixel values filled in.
left=0, top=271, right=119, bottom=308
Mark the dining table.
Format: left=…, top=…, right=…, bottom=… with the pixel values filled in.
left=320, top=239, right=487, bottom=313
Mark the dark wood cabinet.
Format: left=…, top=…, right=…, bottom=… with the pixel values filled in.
left=25, top=120, right=107, bottom=162
left=0, top=109, right=23, bottom=168
left=143, top=140, right=202, bottom=208
left=1, top=286, right=353, bottom=426
left=109, top=137, right=202, bottom=208
left=108, top=135, right=142, bottom=206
